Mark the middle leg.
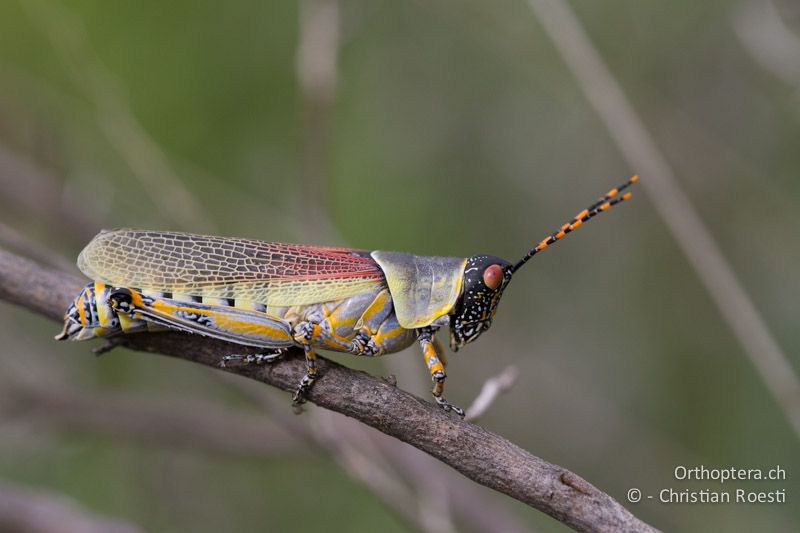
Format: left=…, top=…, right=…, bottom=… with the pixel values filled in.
left=291, top=321, right=321, bottom=407
left=292, top=344, right=318, bottom=407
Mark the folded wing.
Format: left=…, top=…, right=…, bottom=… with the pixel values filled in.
left=78, top=229, right=386, bottom=306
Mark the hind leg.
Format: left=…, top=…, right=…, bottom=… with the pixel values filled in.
left=219, top=349, right=287, bottom=367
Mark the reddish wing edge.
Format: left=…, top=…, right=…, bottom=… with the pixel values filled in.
left=228, top=241, right=385, bottom=281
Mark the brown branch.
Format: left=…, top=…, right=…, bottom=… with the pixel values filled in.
left=0, top=247, right=659, bottom=533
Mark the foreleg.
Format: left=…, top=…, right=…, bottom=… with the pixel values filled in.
left=417, top=327, right=464, bottom=417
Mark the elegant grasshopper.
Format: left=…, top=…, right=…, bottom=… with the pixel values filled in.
left=58, top=176, right=638, bottom=415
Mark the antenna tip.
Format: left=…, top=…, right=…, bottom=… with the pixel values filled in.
left=630, top=174, right=640, bottom=183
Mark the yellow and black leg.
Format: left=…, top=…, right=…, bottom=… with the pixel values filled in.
left=291, top=321, right=321, bottom=407
left=418, top=327, right=464, bottom=417
left=292, top=344, right=318, bottom=407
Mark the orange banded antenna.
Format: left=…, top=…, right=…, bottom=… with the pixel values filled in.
left=510, top=175, right=639, bottom=273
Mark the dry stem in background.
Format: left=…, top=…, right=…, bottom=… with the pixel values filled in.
left=527, top=0, right=800, bottom=440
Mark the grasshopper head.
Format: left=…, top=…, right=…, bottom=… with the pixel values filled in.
left=449, top=255, right=513, bottom=351
left=448, top=175, right=639, bottom=351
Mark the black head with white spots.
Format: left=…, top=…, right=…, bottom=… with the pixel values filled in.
left=449, top=254, right=513, bottom=351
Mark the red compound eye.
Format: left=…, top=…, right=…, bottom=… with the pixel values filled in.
left=483, top=264, right=504, bottom=290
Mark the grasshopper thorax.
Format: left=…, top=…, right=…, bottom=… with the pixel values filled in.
left=449, top=254, right=513, bottom=351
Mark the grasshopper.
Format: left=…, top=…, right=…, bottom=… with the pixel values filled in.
left=58, top=176, right=638, bottom=415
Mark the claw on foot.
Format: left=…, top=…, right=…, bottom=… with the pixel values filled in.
left=292, top=390, right=307, bottom=406
left=291, top=372, right=315, bottom=411
left=435, top=396, right=465, bottom=418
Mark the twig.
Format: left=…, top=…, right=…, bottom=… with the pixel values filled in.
left=0, top=247, right=658, bottom=533
left=734, top=0, right=800, bottom=89
left=465, top=365, right=519, bottom=422
left=0, top=481, right=142, bottom=533
left=526, top=0, right=800, bottom=440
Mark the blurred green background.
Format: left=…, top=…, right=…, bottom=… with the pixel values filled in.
left=0, top=0, right=798, bottom=531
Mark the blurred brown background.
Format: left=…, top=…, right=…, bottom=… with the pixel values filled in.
left=0, top=0, right=798, bottom=531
